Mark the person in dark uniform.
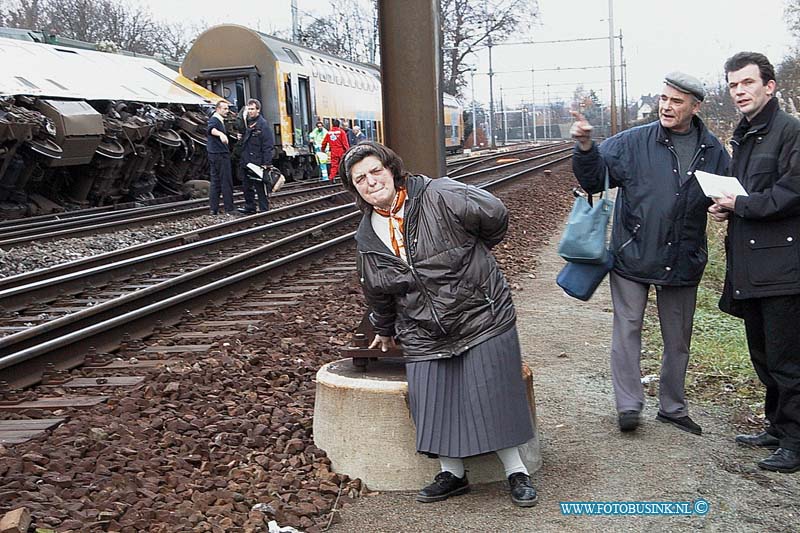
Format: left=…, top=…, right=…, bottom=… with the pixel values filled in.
left=206, top=100, right=235, bottom=215
left=341, top=141, right=539, bottom=507
left=238, top=99, right=275, bottom=214
left=710, top=52, right=800, bottom=474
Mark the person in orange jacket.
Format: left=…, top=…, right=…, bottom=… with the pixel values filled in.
left=321, top=118, right=350, bottom=180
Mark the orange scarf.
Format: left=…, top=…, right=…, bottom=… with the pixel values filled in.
left=374, top=188, right=407, bottom=257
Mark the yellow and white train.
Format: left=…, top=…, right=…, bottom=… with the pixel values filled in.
left=182, top=24, right=463, bottom=179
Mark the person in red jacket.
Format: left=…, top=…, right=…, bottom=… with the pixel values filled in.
left=321, top=118, right=350, bottom=180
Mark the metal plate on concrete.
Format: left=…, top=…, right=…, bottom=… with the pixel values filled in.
left=0, top=395, right=109, bottom=409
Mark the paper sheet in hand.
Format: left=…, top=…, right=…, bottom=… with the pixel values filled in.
left=694, top=170, right=748, bottom=198
left=246, top=163, right=264, bottom=180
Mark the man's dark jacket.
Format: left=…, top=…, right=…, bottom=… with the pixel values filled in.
left=726, top=97, right=800, bottom=300
left=206, top=114, right=229, bottom=155
left=355, top=175, right=515, bottom=361
left=573, top=116, right=730, bottom=286
left=239, top=115, right=275, bottom=168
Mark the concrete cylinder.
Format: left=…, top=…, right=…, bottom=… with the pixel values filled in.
left=313, top=358, right=541, bottom=491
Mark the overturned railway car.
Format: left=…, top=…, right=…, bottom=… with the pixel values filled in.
left=0, top=33, right=220, bottom=219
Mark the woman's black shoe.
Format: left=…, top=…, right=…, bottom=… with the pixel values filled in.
left=508, top=472, right=539, bottom=507
left=416, top=472, right=470, bottom=503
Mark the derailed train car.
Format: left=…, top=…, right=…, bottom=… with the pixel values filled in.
left=182, top=24, right=384, bottom=181
left=0, top=33, right=220, bottom=218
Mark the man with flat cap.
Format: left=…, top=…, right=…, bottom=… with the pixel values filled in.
left=570, top=72, right=730, bottom=435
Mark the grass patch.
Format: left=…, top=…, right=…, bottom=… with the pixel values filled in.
left=641, top=221, right=763, bottom=415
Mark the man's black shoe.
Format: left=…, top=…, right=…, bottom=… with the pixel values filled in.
left=238, top=207, right=257, bottom=215
left=508, top=472, right=538, bottom=507
left=416, top=471, right=470, bottom=503
left=618, top=410, right=640, bottom=432
left=735, top=431, right=780, bottom=450
left=758, top=448, right=800, bottom=473
left=656, top=413, right=702, bottom=435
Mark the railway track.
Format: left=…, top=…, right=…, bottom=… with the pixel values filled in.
left=0, top=179, right=342, bottom=248
left=0, top=151, right=571, bottom=393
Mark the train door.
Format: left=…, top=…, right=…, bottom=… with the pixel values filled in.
left=298, top=77, right=312, bottom=147
left=197, top=67, right=261, bottom=111
left=283, top=75, right=295, bottom=145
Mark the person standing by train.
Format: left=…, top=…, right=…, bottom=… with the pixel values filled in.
left=238, top=99, right=275, bottom=214
left=709, top=52, right=800, bottom=474
left=570, top=72, right=730, bottom=435
left=341, top=141, right=539, bottom=507
left=352, top=125, right=366, bottom=144
left=310, top=121, right=330, bottom=180
left=342, top=119, right=357, bottom=147
left=206, top=100, right=236, bottom=215
left=321, top=118, right=350, bottom=180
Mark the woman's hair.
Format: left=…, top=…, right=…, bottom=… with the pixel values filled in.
left=340, top=141, right=410, bottom=212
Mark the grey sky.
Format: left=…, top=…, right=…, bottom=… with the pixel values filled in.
left=137, top=0, right=795, bottom=108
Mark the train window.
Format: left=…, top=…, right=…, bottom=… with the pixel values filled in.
left=14, top=76, right=40, bottom=90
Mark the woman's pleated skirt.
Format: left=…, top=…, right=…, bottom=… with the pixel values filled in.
left=405, top=325, right=534, bottom=458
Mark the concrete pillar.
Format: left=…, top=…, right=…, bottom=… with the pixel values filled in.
left=313, top=359, right=541, bottom=491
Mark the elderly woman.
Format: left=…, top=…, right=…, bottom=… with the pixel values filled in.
left=340, top=141, right=538, bottom=507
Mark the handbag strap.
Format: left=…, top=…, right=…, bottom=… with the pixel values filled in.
left=587, top=169, right=610, bottom=207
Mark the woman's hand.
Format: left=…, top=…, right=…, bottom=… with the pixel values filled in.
left=369, top=334, right=397, bottom=352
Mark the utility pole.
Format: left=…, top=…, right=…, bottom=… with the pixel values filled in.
left=500, top=86, right=507, bottom=145
left=471, top=69, right=477, bottom=147
left=488, top=35, right=496, bottom=148
left=531, top=68, right=537, bottom=142
left=291, top=0, right=299, bottom=43
left=608, top=0, right=617, bottom=135
left=522, top=108, right=526, bottom=141
left=619, top=29, right=626, bottom=129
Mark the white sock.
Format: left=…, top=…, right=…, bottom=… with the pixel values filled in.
left=439, top=456, right=465, bottom=478
left=496, top=446, right=528, bottom=477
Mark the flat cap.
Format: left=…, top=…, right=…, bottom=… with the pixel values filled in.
left=664, top=71, right=705, bottom=101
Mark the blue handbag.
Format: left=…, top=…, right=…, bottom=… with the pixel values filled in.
left=556, top=248, right=614, bottom=301
left=557, top=171, right=613, bottom=264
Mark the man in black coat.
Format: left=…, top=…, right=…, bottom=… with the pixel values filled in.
left=238, top=99, right=275, bottom=214
left=206, top=100, right=235, bottom=215
left=710, top=52, right=800, bottom=474
left=571, top=72, right=729, bottom=436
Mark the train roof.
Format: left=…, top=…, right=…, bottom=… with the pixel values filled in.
left=187, top=24, right=381, bottom=78
left=0, top=36, right=217, bottom=105
left=0, top=27, right=182, bottom=70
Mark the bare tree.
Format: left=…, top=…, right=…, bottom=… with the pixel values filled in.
left=297, top=0, right=376, bottom=64
left=1, top=0, right=192, bottom=60
left=0, top=0, right=48, bottom=30
left=440, top=0, right=539, bottom=97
